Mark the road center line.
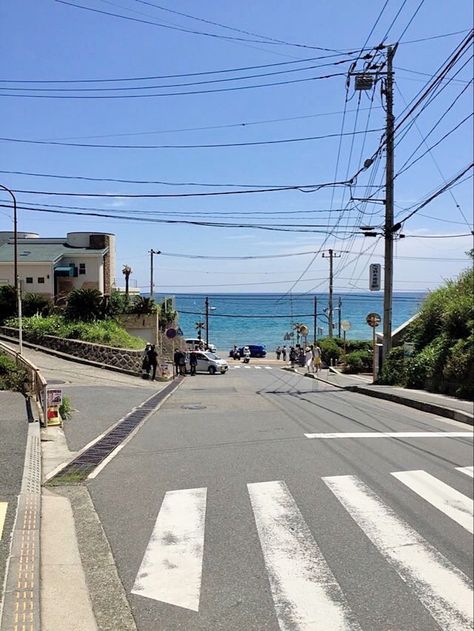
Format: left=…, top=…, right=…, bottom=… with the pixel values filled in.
left=131, top=487, right=207, bottom=612
left=323, top=475, right=473, bottom=630
left=391, top=470, right=474, bottom=533
left=305, top=432, right=474, bottom=439
left=248, top=480, right=361, bottom=630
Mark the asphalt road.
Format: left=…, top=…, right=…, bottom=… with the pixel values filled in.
left=88, top=365, right=473, bottom=631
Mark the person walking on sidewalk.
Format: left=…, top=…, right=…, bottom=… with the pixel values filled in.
left=174, top=348, right=181, bottom=376
left=189, top=351, right=197, bottom=376
left=282, top=345, right=287, bottom=362
left=276, top=346, right=281, bottom=360
left=289, top=347, right=297, bottom=368
left=305, top=347, right=313, bottom=373
left=147, top=344, right=158, bottom=381
left=313, top=344, right=322, bottom=373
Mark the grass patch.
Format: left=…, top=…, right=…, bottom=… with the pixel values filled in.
left=5, top=315, right=146, bottom=350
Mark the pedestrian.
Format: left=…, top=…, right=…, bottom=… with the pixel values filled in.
left=276, top=345, right=281, bottom=360
left=178, top=349, right=187, bottom=376
left=305, top=346, right=313, bottom=372
left=298, top=346, right=305, bottom=367
left=282, top=345, right=287, bottom=362
left=289, top=346, right=297, bottom=368
left=189, top=351, right=197, bottom=376
left=173, top=348, right=181, bottom=376
left=141, top=343, right=151, bottom=379
left=147, top=344, right=158, bottom=381
left=313, top=344, right=322, bottom=373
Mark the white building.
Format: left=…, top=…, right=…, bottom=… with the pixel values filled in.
left=0, top=231, right=116, bottom=300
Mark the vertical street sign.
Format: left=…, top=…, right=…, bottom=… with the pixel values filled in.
left=369, top=264, right=382, bottom=291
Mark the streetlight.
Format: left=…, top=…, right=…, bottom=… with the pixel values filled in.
left=204, top=297, right=216, bottom=347
left=122, top=265, right=132, bottom=298
left=0, top=183, right=22, bottom=354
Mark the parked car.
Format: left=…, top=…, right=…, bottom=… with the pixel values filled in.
left=186, top=351, right=228, bottom=375
left=229, top=345, right=267, bottom=358
left=186, top=338, right=217, bottom=353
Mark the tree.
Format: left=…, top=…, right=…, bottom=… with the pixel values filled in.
left=122, top=265, right=132, bottom=298
left=130, top=295, right=157, bottom=315
left=22, top=293, right=52, bottom=317
left=65, top=288, right=103, bottom=322
left=0, top=285, right=17, bottom=324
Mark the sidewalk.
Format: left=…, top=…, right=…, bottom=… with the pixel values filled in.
left=287, top=365, right=473, bottom=426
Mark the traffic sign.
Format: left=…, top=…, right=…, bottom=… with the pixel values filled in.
left=369, top=263, right=382, bottom=291
left=366, top=313, right=381, bottom=328
left=166, top=328, right=177, bottom=339
left=341, top=320, right=352, bottom=332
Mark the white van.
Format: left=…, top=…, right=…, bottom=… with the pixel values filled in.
left=187, top=351, right=228, bottom=375
left=185, top=338, right=217, bottom=353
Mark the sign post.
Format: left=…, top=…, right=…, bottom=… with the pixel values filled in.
left=340, top=320, right=351, bottom=364
left=366, top=312, right=381, bottom=383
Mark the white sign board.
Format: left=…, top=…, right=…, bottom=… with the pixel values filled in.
left=369, top=263, right=382, bottom=291
left=47, top=389, right=63, bottom=407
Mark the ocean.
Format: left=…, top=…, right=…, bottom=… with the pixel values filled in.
left=155, top=292, right=425, bottom=353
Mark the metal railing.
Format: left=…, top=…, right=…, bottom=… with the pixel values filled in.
left=0, top=340, right=47, bottom=422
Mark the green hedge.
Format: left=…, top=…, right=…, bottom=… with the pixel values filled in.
left=0, top=354, right=28, bottom=392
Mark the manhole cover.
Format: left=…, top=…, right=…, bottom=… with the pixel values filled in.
left=47, top=379, right=66, bottom=384
left=181, top=404, right=207, bottom=410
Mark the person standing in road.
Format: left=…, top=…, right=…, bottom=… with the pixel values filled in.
left=189, top=351, right=197, bottom=376
left=276, top=346, right=281, bottom=360
left=305, top=347, right=313, bottom=373
left=147, top=344, right=158, bottom=381
left=282, top=345, right=287, bottom=362
left=289, top=347, right=296, bottom=368
left=313, top=344, right=322, bottom=373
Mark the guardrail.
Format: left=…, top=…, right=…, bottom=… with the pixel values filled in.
left=0, top=339, right=47, bottom=422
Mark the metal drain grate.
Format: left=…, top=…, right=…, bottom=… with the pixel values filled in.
left=48, top=377, right=182, bottom=483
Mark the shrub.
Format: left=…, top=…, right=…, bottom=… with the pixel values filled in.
left=22, top=293, right=52, bottom=317
left=65, top=288, right=103, bottom=322
left=378, top=346, right=406, bottom=386
left=0, top=353, right=28, bottom=392
left=343, top=350, right=372, bottom=374
left=0, top=285, right=17, bottom=324
left=318, top=338, right=341, bottom=365
left=59, top=395, right=73, bottom=421
left=130, top=296, right=157, bottom=315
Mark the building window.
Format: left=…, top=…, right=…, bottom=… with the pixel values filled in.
left=38, top=277, right=45, bottom=284
left=26, top=277, right=33, bottom=284
left=79, top=263, right=86, bottom=275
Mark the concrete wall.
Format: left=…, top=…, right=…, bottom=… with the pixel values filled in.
left=0, top=262, right=54, bottom=295
left=118, top=314, right=159, bottom=345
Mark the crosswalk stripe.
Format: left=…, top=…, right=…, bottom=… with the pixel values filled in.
left=248, top=480, right=361, bottom=630
left=131, top=488, right=207, bottom=612
left=323, top=475, right=473, bottom=631
left=457, top=466, right=474, bottom=478
left=305, top=432, right=473, bottom=439
left=255, top=366, right=262, bottom=369
left=264, top=366, right=272, bottom=369
left=391, top=470, right=473, bottom=534
left=0, top=502, right=7, bottom=540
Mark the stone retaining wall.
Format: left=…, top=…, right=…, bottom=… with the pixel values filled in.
left=0, top=326, right=143, bottom=373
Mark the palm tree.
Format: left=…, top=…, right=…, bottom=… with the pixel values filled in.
left=122, top=265, right=132, bottom=298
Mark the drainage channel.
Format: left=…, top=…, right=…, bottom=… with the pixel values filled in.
left=48, top=377, right=183, bottom=485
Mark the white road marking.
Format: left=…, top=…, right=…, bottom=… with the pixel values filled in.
left=323, top=475, right=473, bottom=631
left=305, top=432, right=474, bottom=439
left=264, top=366, right=273, bottom=370
left=255, top=366, right=262, bottom=370
left=0, top=502, right=7, bottom=539
left=131, top=487, right=207, bottom=611
left=244, top=365, right=251, bottom=369
left=457, top=466, right=474, bottom=478
left=391, top=470, right=473, bottom=534
left=248, top=480, right=361, bottom=630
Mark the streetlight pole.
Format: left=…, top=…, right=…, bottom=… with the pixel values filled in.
left=205, top=297, right=209, bottom=347
left=149, top=249, right=161, bottom=298
left=313, top=296, right=317, bottom=344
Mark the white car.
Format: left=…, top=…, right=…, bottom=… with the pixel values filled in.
left=187, top=351, right=228, bottom=375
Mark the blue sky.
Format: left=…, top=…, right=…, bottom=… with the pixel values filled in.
left=0, top=0, right=472, bottom=294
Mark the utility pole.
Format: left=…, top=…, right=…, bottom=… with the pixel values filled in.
left=149, top=249, right=161, bottom=297
left=0, top=184, right=18, bottom=293
left=205, top=297, right=209, bottom=347
left=383, top=45, right=396, bottom=359
left=322, top=249, right=341, bottom=338
left=313, top=296, right=317, bottom=344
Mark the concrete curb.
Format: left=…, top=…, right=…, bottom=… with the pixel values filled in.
left=348, top=385, right=474, bottom=426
